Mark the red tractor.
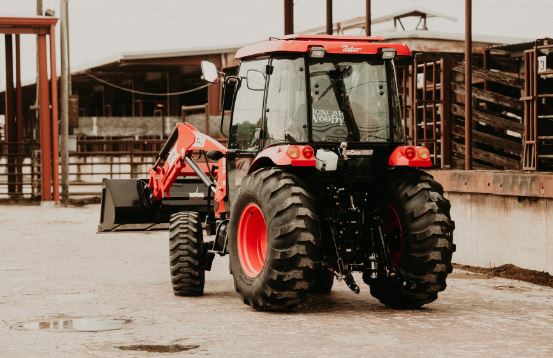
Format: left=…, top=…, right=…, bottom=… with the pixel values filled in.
left=99, top=34, right=455, bottom=311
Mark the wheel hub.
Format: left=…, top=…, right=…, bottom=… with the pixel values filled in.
left=237, top=203, right=268, bottom=277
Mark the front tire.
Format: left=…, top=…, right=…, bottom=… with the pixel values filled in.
left=369, top=168, right=455, bottom=309
left=228, top=168, right=320, bottom=311
left=169, top=211, right=205, bottom=296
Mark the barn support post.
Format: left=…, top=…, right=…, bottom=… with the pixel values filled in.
left=365, top=0, right=371, bottom=36
left=15, top=35, right=24, bottom=195
left=326, top=0, right=333, bottom=35
left=284, top=0, right=294, bottom=35
left=464, top=0, right=473, bottom=169
left=4, top=34, right=17, bottom=197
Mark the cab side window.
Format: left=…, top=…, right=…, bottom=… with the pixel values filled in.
left=265, top=57, right=308, bottom=145
left=229, top=59, right=268, bottom=151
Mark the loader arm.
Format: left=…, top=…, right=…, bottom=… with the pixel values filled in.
left=148, top=123, right=228, bottom=217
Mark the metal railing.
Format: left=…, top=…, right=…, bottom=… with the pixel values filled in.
left=0, top=141, right=41, bottom=199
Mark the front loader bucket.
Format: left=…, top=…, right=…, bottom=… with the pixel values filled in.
left=98, top=178, right=209, bottom=232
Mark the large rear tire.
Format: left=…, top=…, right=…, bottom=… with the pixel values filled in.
left=169, top=211, right=205, bottom=296
left=368, top=168, right=455, bottom=309
left=228, top=168, right=320, bottom=311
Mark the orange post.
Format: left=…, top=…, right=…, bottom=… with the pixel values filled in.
left=49, top=25, right=60, bottom=203
left=38, top=34, right=52, bottom=201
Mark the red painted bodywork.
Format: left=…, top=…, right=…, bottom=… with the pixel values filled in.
left=249, top=145, right=316, bottom=173
left=388, top=146, right=432, bottom=168
left=148, top=123, right=228, bottom=217
left=235, top=34, right=411, bottom=59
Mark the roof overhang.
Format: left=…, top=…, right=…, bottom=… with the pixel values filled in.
left=121, top=45, right=241, bottom=61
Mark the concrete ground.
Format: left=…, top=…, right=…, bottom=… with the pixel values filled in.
left=1, top=204, right=553, bottom=357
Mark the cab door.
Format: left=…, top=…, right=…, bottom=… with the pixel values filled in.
left=227, top=58, right=268, bottom=204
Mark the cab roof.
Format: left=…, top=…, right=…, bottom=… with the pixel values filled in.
left=235, top=34, right=411, bottom=59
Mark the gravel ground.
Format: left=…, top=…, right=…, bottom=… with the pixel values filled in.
left=1, top=204, right=553, bottom=357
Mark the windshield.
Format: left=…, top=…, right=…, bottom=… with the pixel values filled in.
left=308, top=56, right=403, bottom=143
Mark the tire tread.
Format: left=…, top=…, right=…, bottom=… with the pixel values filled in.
left=169, top=211, right=205, bottom=296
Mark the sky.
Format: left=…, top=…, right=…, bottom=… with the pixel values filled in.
left=1, top=0, right=553, bottom=86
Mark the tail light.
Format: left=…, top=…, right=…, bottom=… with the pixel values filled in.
left=404, top=146, right=416, bottom=160
left=388, top=146, right=432, bottom=168
left=286, top=145, right=301, bottom=159
left=418, top=147, right=430, bottom=160
left=302, top=146, right=314, bottom=159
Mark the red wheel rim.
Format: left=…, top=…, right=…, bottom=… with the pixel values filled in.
left=237, top=203, right=268, bottom=278
left=381, top=203, right=403, bottom=267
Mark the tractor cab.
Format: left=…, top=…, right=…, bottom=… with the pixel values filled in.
left=230, top=36, right=407, bottom=148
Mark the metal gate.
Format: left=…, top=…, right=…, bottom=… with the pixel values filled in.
left=398, top=57, right=450, bottom=168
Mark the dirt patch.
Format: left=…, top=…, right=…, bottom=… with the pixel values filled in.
left=116, top=344, right=199, bottom=353
left=454, top=263, right=553, bottom=288
left=0, top=199, right=40, bottom=205
left=449, top=270, right=489, bottom=280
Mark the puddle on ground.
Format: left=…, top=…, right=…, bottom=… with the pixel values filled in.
left=13, top=318, right=129, bottom=332
left=116, top=344, right=199, bottom=353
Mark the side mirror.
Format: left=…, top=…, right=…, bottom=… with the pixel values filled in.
left=246, top=69, right=265, bottom=91
left=201, top=61, right=219, bottom=84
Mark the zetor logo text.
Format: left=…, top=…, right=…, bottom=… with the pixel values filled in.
left=342, top=45, right=362, bottom=53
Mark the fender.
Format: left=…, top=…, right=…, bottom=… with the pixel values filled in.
left=248, top=144, right=316, bottom=174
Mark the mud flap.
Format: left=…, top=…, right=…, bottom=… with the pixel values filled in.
left=98, top=178, right=210, bottom=232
